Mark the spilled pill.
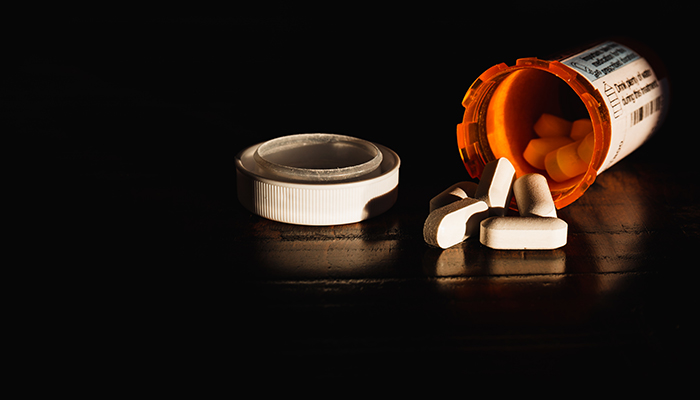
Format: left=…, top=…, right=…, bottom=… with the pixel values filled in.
left=424, top=197, right=489, bottom=249
left=474, top=157, right=515, bottom=216
left=429, top=181, right=478, bottom=213
left=424, top=158, right=515, bottom=249
left=480, top=216, right=568, bottom=250
left=481, top=171, right=567, bottom=250
left=513, top=173, right=557, bottom=218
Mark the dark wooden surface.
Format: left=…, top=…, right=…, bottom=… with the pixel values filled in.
left=20, top=9, right=697, bottom=388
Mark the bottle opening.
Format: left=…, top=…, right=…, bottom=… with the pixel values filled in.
left=459, top=59, right=609, bottom=209
left=485, top=68, right=591, bottom=190
left=459, top=41, right=668, bottom=209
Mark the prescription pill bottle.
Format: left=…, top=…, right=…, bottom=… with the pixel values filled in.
left=457, top=39, right=670, bottom=208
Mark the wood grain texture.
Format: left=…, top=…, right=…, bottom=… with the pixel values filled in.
left=25, top=14, right=696, bottom=387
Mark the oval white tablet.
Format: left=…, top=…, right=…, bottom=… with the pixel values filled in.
left=429, top=181, right=478, bottom=213
left=475, top=158, right=515, bottom=216
left=480, top=216, right=568, bottom=250
left=424, top=197, right=489, bottom=249
left=513, top=173, right=557, bottom=218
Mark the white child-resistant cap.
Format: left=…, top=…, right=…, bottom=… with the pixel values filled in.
left=235, top=133, right=400, bottom=226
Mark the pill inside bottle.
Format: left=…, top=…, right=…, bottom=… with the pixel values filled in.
left=457, top=40, right=669, bottom=209
left=483, top=71, right=593, bottom=192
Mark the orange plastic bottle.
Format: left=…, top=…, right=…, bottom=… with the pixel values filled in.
left=457, top=39, right=670, bottom=209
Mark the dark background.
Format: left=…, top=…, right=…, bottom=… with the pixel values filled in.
left=13, top=5, right=696, bottom=389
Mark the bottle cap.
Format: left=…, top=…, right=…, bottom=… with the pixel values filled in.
left=235, top=133, right=400, bottom=225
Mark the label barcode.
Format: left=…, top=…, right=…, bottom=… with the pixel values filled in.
left=631, top=96, right=662, bottom=126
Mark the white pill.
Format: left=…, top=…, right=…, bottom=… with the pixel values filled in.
left=475, top=158, right=516, bottom=216
left=424, top=197, right=489, bottom=249
left=513, top=173, right=557, bottom=218
left=429, top=181, right=478, bottom=213
left=480, top=216, right=567, bottom=250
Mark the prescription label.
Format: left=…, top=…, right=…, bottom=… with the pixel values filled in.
left=561, top=41, right=668, bottom=173
left=561, top=41, right=640, bottom=82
